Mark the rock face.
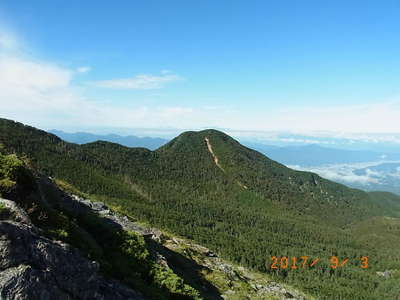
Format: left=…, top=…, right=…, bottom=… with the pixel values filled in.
left=0, top=198, right=145, bottom=300
left=250, top=282, right=305, bottom=300
left=62, top=193, right=153, bottom=236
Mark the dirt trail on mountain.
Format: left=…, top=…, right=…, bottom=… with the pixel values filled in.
left=205, top=137, right=248, bottom=190
left=205, top=137, right=225, bottom=172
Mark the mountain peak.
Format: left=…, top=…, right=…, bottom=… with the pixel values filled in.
left=178, top=129, right=232, bottom=139
left=157, top=129, right=237, bottom=154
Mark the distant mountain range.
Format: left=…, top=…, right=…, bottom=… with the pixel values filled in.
left=49, top=130, right=168, bottom=150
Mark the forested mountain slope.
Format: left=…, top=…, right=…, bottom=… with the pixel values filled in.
left=1, top=118, right=400, bottom=299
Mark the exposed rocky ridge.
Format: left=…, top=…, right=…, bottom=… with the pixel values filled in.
left=0, top=197, right=145, bottom=300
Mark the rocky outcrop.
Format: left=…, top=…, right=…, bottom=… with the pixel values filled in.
left=0, top=199, right=31, bottom=225
left=250, top=282, right=305, bottom=300
left=67, top=194, right=153, bottom=236
left=0, top=198, right=145, bottom=300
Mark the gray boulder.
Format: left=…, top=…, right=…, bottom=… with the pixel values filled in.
left=0, top=199, right=145, bottom=300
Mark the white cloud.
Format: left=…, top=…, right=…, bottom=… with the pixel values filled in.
left=0, top=54, right=81, bottom=124
left=76, top=66, right=91, bottom=73
left=365, top=168, right=383, bottom=178
left=0, top=30, right=194, bottom=129
left=0, top=56, right=71, bottom=90
left=93, top=73, right=183, bottom=90
left=389, top=167, right=400, bottom=179
left=288, top=160, right=400, bottom=186
left=0, top=55, right=193, bottom=127
left=289, top=163, right=378, bottom=185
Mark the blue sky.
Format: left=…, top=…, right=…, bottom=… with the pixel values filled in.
left=1, top=1, right=400, bottom=135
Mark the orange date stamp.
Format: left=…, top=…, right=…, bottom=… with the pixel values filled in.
left=268, top=256, right=369, bottom=270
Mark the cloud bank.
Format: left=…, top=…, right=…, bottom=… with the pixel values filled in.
left=289, top=161, right=400, bottom=186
